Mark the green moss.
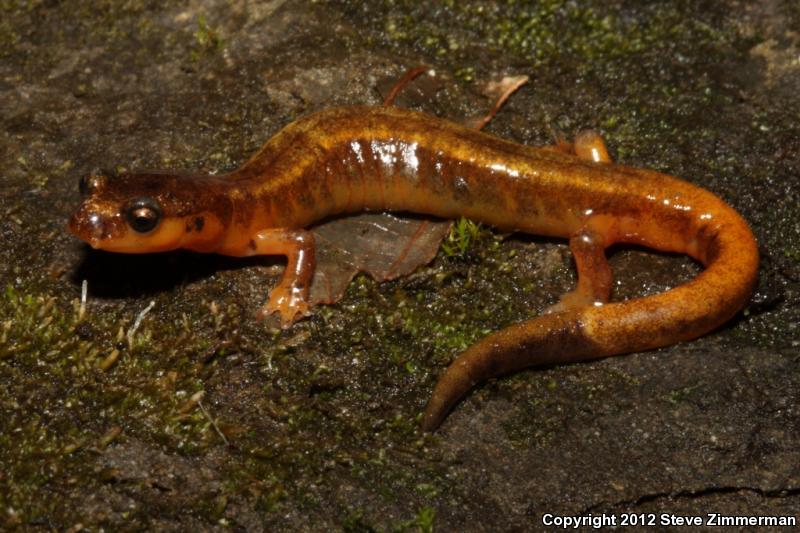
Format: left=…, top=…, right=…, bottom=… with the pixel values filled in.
left=342, top=510, right=379, bottom=532
left=665, top=384, right=703, bottom=405
left=391, top=505, right=436, bottom=532
left=337, top=1, right=738, bottom=74
left=190, top=14, right=222, bottom=61
left=0, top=280, right=259, bottom=525
left=0, top=284, right=88, bottom=522
left=441, top=217, right=489, bottom=258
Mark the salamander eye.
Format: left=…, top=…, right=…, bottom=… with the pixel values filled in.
left=124, top=197, right=162, bottom=233
left=79, top=172, right=108, bottom=197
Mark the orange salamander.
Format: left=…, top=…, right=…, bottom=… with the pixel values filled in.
left=68, top=103, right=759, bottom=431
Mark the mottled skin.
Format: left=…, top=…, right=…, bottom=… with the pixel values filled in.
left=69, top=105, right=759, bottom=431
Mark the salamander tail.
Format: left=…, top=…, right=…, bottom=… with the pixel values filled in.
left=420, top=309, right=601, bottom=431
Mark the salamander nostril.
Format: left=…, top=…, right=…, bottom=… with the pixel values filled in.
left=68, top=206, right=106, bottom=243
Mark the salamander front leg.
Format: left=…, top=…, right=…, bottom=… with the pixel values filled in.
left=249, top=229, right=315, bottom=327
left=546, top=226, right=612, bottom=313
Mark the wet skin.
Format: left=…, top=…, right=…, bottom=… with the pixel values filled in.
left=69, top=105, right=759, bottom=430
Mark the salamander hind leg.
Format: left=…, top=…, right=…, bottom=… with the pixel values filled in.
left=248, top=229, right=316, bottom=327
left=546, top=223, right=613, bottom=314
left=573, top=130, right=612, bottom=163
left=542, top=130, right=613, bottom=163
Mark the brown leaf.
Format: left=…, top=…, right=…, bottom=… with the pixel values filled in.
left=309, top=213, right=451, bottom=306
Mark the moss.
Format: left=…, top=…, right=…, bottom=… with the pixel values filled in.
left=333, top=1, right=740, bottom=74
left=440, top=217, right=490, bottom=258
left=0, top=278, right=258, bottom=525
left=190, top=14, right=222, bottom=61
left=665, top=384, right=703, bottom=405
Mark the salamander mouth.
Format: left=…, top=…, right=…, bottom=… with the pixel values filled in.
left=69, top=200, right=193, bottom=253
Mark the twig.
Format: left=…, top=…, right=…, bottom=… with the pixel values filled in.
left=127, top=300, right=155, bottom=349
left=198, top=400, right=229, bottom=445
left=78, top=279, right=88, bottom=321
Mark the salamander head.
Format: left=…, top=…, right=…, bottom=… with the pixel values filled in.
left=68, top=170, right=231, bottom=253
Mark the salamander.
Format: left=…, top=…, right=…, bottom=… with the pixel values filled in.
left=68, top=104, right=759, bottom=431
